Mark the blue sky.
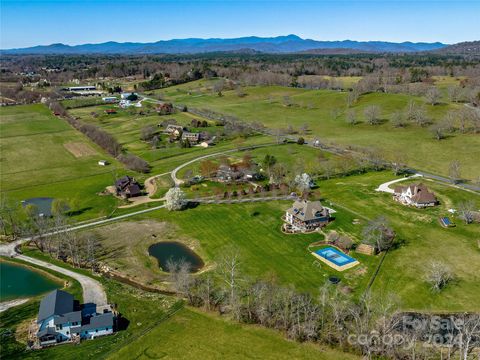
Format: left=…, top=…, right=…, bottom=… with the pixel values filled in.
left=1, top=0, right=479, bottom=48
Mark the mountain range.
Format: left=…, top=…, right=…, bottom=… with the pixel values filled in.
left=2, top=35, right=448, bottom=55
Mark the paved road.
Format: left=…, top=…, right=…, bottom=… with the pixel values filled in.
left=375, top=174, right=423, bottom=193
left=16, top=255, right=108, bottom=306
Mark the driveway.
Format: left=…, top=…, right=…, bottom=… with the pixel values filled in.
left=375, top=174, right=423, bottom=193
left=16, top=255, right=108, bottom=306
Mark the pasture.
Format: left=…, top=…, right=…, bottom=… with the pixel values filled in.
left=158, top=81, right=480, bottom=180
left=0, top=104, right=120, bottom=220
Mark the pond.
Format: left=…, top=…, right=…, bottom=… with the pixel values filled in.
left=148, top=242, right=204, bottom=273
left=21, top=197, right=54, bottom=217
left=0, top=261, right=60, bottom=302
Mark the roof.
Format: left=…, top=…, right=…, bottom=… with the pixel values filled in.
left=80, top=312, right=114, bottom=331
left=38, top=290, right=74, bottom=323
left=396, top=183, right=437, bottom=204
left=286, top=200, right=329, bottom=221
left=37, top=327, right=58, bottom=338
left=126, top=184, right=141, bottom=195
left=53, top=310, right=82, bottom=325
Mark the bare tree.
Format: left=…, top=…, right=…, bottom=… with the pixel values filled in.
left=448, top=160, right=462, bottom=183
left=391, top=110, right=407, bottom=128
left=425, top=87, right=441, bottom=105
left=362, top=216, right=395, bottom=252
left=364, top=105, right=381, bottom=125
left=346, top=109, right=357, bottom=125
left=166, top=258, right=193, bottom=300
left=218, top=249, right=242, bottom=319
left=457, top=201, right=476, bottom=224
left=424, top=261, right=454, bottom=292
left=453, top=314, right=480, bottom=360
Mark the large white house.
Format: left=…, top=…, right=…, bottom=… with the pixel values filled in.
left=36, top=290, right=114, bottom=347
left=285, top=199, right=330, bottom=232
left=393, top=183, right=438, bottom=208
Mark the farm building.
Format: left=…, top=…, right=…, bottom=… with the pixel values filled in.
left=36, top=290, right=114, bottom=347
left=104, top=109, right=116, bottom=114
left=64, top=86, right=96, bottom=92
left=284, top=200, right=330, bottom=232
left=164, top=124, right=184, bottom=139
left=393, top=183, right=438, bottom=208
left=115, top=176, right=141, bottom=198
left=98, top=160, right=109, bottom=166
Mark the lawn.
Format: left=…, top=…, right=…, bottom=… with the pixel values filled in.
left=109, top=307, right=360, bottom=360
left=0, top=104, right=121, bottom=220
left=317, top=171, right=480, bottom=312
left=130, top=201, right=379, bottom=296
left=158, top=81, right=479, bottom=180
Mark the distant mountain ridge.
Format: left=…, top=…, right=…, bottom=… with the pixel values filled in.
left=2, top=34, right=448, bottom=55
left=432, top=41, right=480, bottom=55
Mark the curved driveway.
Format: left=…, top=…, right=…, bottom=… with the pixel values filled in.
left=16, top=255, right=108, bottom=306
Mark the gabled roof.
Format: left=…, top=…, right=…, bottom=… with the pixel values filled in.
left=395, top=183, right=437, bottom=204
left=38, top=290, right=74, bottom=323
left=80, top=312, right=114, bottom=331
left=37, top=327, right=58, bottom=338
left=53, top=311, right=82, bottom=325
left=286, top=200, right=329, bottom=221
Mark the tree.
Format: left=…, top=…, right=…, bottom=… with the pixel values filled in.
left=140, top=125, right=156, bottom=141
left=166, top=258, right=193, bottom=300
left=429, top=122, right=446, bottom=140
left=448, top=160, right=461, bottom=183
left=364, top=105, right=381, bottom=125
left=262, top=154, right=277, bottom=174
left=297, top=137, right=305, bottom=145
left=117, top=154, right=150, bottom=173
left=424, top=261, right=454, bottom=292
left=345, top=109, right=357, bottom=125
left=218, top=249, right=242, bottom=319
left=165, top=187, right=186, bottom=211
left=294, top=173, right=312, bottom=195
left=51, top=199, right=70, bottom=217
left=199, top=159, right=219, bottom=178
left=457, top=200, right=476, bottom=224
left=425, top=87, right=441, bottom=105
left=362, top=216, right=395, bottom=252
left=391, top=110, right=407, bottom=128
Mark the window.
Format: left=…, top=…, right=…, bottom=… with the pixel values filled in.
left=96, top=329, right=98, bottom=333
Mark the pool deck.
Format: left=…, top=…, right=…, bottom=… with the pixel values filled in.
left=311, top=251, right=360, bottom=272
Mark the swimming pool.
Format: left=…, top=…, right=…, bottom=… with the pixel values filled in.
left=312, top=247, right=359, bottom=271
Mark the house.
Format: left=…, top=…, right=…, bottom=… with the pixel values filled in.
left=115, top=176, right=142, bottom=198
left=156, top=103, right=174, bottom=114
left=102, top=96, right=118, bottom=103
left=216, top=164, right=243, bottom=182
left=164, top=124, right=184, bottom=139
left=285, top=200, right=330, bottom=232
left=98, top=160, right=109, bottom=166
left=65, top=86, right=96, bottom=92
left=119, top=100, right=131, bottom=108
left=36, top=290, right=114, bottom=347
left=393, top=183, right=438, bottom=208
left=181, top=132, right=200, bottom=144
left=104, top=109, right=116, bottom=115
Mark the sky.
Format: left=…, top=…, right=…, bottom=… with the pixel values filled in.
left=1, top=0, right=479, bottom=49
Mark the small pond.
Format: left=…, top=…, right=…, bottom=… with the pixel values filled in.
left=21, top=197, right=54, bottom=217
left=0, top=261, right=60, bottom=302
left=148, top=242, right=204, bottom=273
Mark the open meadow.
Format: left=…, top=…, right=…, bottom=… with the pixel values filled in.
left=157, top=80, right=480, bottom=180
left=0, top=104, right=121, bottom=220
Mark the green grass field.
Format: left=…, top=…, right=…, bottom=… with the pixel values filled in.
left=109, top=307, right=360, bottom=360
left=158, top=81, right=479, bottom=180
left=0, top=104, right=121, bottom=220
left=318, top=172, right=480, bottom=312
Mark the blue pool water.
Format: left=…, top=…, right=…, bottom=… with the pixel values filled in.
left=315, top=247, right=357, bottom=266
